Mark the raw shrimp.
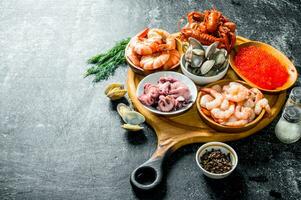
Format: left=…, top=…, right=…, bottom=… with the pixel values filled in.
left=248, top=109, right=256, bottom=121
left=211, top=104, right=235, bottom=119
left=200, top=88, right=224, bottom=110
left=131, top=28, right=161, bottom=56
left=243, top=98, right=255, bottom=108
left=140, top=52, right=170, bottom=70
left=222, top=119, right=248, bottom=127
left=234, top=105, right=253, bottom=120
left=225, top=82, right=249, bottom=102
left=211, top=84, right=222, bottom=93
left=222, top=85, right=229, bottom=92
left=220, top=98, right=230, bottom=110
left=254, top=98, right=271, bottom=115
left=200, top=94, right=214, bottom=108
left=126, top=46, right=141, bottom=67
left=249, top=88, right=264, bottom=103
left=163, top=49, right=180, bottom=69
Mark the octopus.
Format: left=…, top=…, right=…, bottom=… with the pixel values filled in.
left=138, top=76, right=191, bottom=112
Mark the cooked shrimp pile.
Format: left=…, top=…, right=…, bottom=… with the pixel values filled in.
left=200, top=82, right=271, bottom=127
left=138, top=77, right=191, bottom=112
left=126, top=28, right=180, bottom=70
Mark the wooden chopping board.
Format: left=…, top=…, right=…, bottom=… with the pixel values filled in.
left=126, top=36, right=287, bottom=191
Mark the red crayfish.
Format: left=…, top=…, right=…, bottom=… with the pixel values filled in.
left=179, top=9, right=237, bottom=52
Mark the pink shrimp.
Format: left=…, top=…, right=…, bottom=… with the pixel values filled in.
left=225, top=82, right=249, bottom=102
left=222, top=119, right=249, bottom=127
left=163, top=49, right=180, bottom=69
left=131, top=28, right=161, bottom=56
left=211, top=104, right=235, bottom=119
left=254, top=98, right=271, bottom=115
left=234, top=105, right=253, bottom=120
left=200, top=88, right=224, bottom=110
left=200, top=94, right=214, bottom=108
left=140, top=51, right=170, bottom=70
left=126, top=45, right=141, bottom=67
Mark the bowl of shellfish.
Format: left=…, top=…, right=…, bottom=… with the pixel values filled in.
left=180, top=38, right=229, bottom=85
left=125, top=28, right=183, bottom=76
left=196, top=80, right=270, bottom=132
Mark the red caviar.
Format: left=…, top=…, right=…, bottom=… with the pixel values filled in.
left=234, top=46, right=289, bottom=90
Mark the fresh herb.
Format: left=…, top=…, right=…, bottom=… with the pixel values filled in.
left=85, top=38, right=130, bottom=82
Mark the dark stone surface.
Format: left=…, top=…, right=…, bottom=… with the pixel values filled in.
left=0, top=0, right=300, bottom=199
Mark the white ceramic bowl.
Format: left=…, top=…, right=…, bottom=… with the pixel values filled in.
left=136, top=71, right=197, bottom=116
left=195, top=142, right=238, bottom=179
left=180, top=54, right=229, bottom=85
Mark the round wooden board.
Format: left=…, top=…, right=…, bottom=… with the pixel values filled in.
left=127, top=36, right=287, bottom=190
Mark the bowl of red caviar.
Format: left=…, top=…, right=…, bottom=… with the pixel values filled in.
left=229, top=41, right=298, bottom=92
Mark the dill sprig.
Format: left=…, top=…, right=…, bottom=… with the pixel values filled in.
left=85, top=38, right=130, bottom=82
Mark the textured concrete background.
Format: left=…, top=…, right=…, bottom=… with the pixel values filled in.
left=0, top=0, right=300, bottom=199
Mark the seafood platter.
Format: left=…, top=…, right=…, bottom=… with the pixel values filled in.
left=106, top=9, right=298, bottom=190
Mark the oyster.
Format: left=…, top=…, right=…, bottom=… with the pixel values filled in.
left=201, top=60, right=215, bottom=75
left=121, top=124, right=143, bottom=131
left=205, top=41, right=219, bottom=58
left=105, top=83, right=127, bottom=100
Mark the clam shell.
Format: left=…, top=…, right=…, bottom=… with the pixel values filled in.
left=122, top=111, right=145, bottom=125
left=205, top=42, right=219, bottom=59
left=219, top=48, right=228, bottom=57
left=117, top=103, right=132, bottom=117
left=121, top=124, right=143, bottom=131
left=105, top=83, right=127, bottom=100
left=219, top=59, right=229, bottom=71
left=213, top=51, right=226, bottom=66
left=191, top=54, right=204, bottom=68
left=188, top=37, right=204, bottom=50
left=185, top=46, right=193, bottom=63
left=201, top=60, right=215, bottom=75
left=105, top=83, right=123, bottom=95
left=192, top=49, right=205, bottom=56
left=107, top=88, right=127, bottom=100
left=185, top=61, right=190, bottom=69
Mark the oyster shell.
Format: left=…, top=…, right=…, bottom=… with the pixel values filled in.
left=201, top=60, right=215, bottom=75
left=105, top=83, right=127, bottom=100
left=121, top=124, right=143, bottom=131
left=205, top=42, right=219, bottom=59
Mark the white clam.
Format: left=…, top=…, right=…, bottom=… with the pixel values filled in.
left=121, top=124, right=143, bottom=131
left=105, top=83, right=127, bottom=100
left=201, top=60, right=215, bottom=75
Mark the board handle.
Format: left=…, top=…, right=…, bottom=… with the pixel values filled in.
left=130, top=143, right=172, bottom=191
left=130, top=156, right=164, bottom=190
